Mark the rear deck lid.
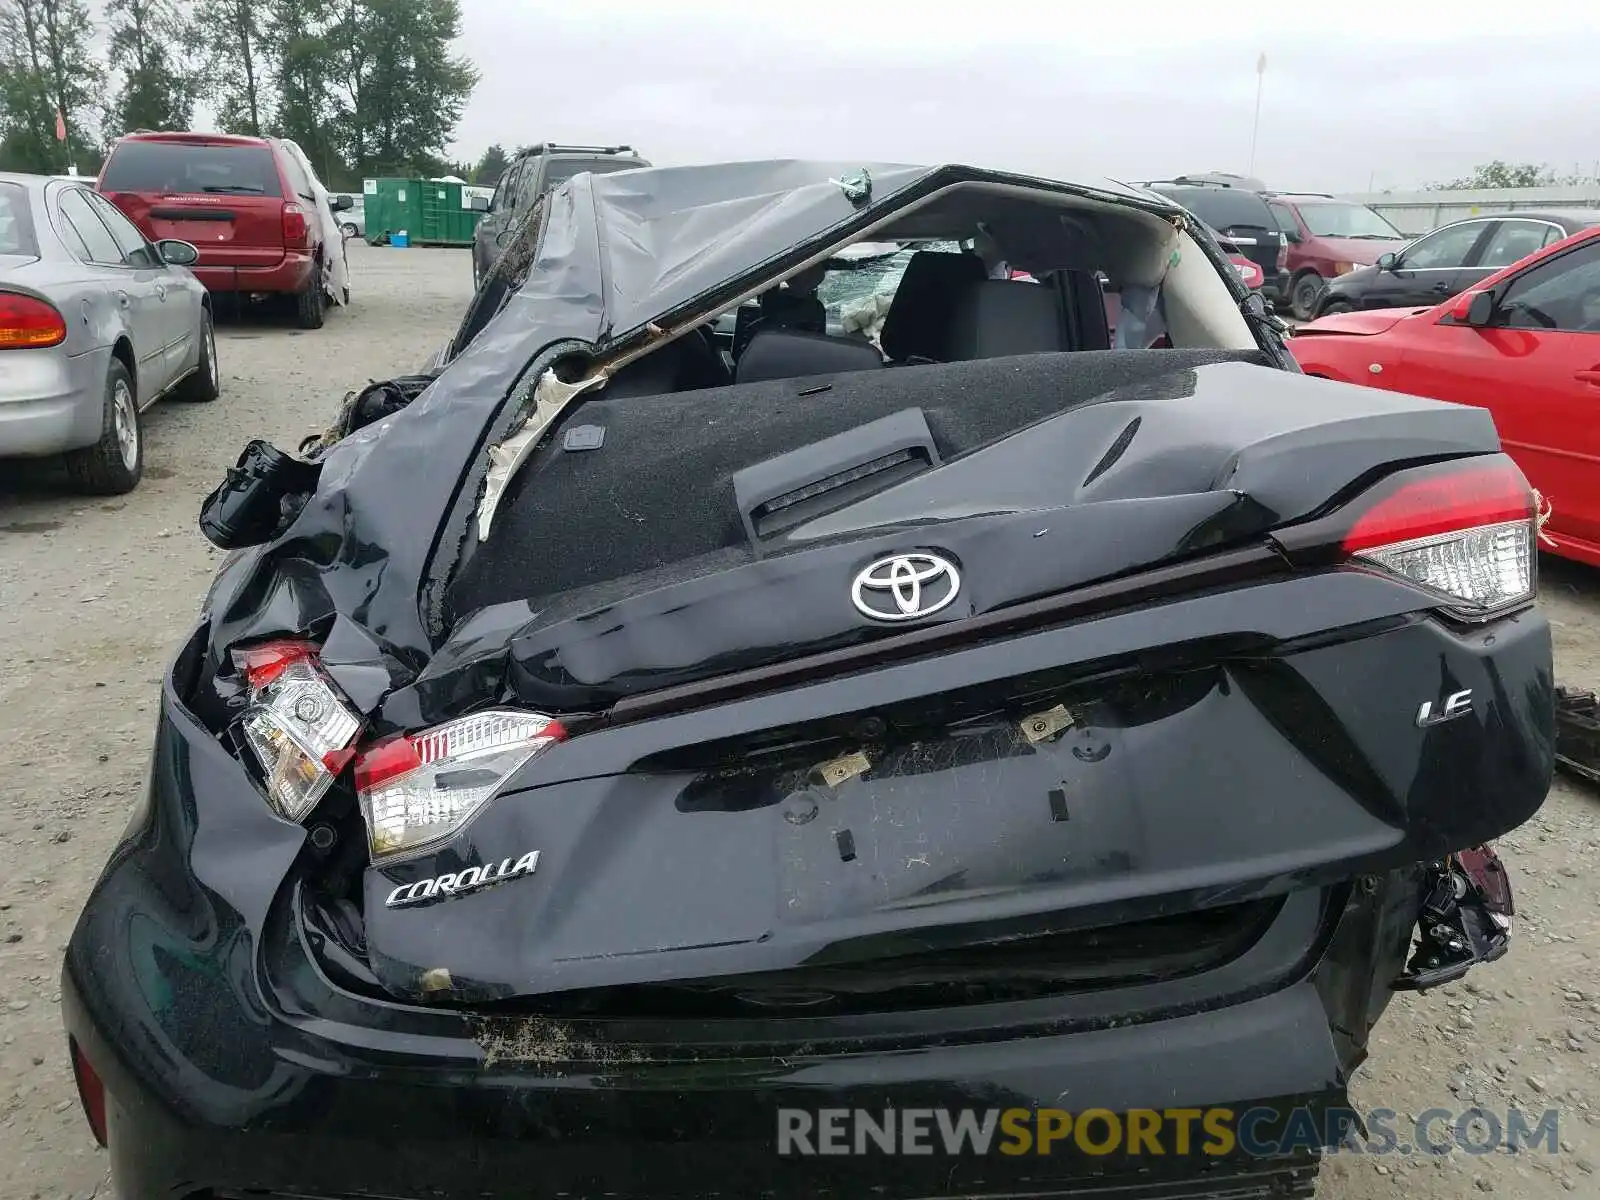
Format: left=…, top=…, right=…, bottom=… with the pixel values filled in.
left=99, top=137, right=287, bottom=269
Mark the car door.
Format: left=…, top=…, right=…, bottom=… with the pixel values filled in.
left=85, top=189, right=195, bottom=383
left=56, top=186, right=170, bottom=403
left=1363, top=219, right=1494, bottom=310
left=1388, top=236, right=1600, bottom=555
left=474, top=161, right=522, bottom=279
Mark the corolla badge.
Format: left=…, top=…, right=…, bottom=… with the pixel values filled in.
left=851, top=553, right=961, bottom=622
left=384, top=850, right=540, bottom=908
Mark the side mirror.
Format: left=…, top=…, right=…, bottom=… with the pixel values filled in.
left=330, top=194, right=353, bottom=212
left=468, top=195, right=490, bottom=213
left=1447, top=290, right=1497, bottom=325
left=157, top=239, right=199, bottom=266
left=1282, top=229, right=1301, bottom=244
left=1375, top=251, right=1397, bottom=272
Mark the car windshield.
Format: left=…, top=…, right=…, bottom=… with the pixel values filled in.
left=0, top=182, right=37, bottom=255
left=1293, top=202, right=1402, bottom=240
left=100, top=140, right=283, bottom=196
left=814, top=241, right=965, bottom=337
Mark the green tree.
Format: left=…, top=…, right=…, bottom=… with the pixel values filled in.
left=192, top=0, right=269, bottom=134
left=1428, top=161, right=1559, bottom=190
left=36, top=0, right=104, bottom=168
left=0, top=0, right=55, bottom=172
left=266, top=0, right=344, bottom=181
left=333, top=0, right=477, bottom=177
left=105, top=0, right=197, bottom=139
left=473, top=142, right=507, bottom=186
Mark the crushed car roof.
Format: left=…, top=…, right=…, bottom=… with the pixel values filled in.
left=487, top=159, right=1186, bottom=349
left=200, top=159, right=1200, bottom=683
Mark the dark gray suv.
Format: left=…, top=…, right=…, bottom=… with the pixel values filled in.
left=469, top=143, right=648, bottom=286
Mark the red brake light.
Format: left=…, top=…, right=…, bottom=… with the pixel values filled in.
left=0, top=293, right=67, bottom=349
left=69, top=1039, right=107, bottom=1147
left=1276, top=240, right=1288, bottom=271
left=282, top=201, right=309, bottom=246
left=233, top=639, right=318, bottom=690
left=354, top=711, right=567, bottom=859
left=1341, top=459, right=1534, bottom=555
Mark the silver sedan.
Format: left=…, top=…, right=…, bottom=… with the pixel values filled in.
left=1, top=171, right=219, bottom=495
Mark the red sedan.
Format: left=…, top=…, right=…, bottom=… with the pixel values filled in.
left=1291, top=225, right=1600, bottom=567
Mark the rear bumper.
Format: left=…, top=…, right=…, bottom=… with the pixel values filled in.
left=0, top=347, right=107, bottom=457
left=65, top=887, right=1347, bottom=1199
left=195, top=251, right=315, bottom=296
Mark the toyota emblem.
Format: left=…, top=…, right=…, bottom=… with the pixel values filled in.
left=851, top=553, right=961, bottom=622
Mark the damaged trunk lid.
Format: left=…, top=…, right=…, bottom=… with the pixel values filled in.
left=341, top=352, right=1553, bottom=1008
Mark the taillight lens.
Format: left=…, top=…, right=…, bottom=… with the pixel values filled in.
left=1275, top=235, right=1288, bottom=271
left=355, top=710, right=566, bottom=861
left=0, top=293, right=67, bottom=349
left=233, top=640, right=362, bottom=821
left=69, top=1039, right=107, bottom=1148
left=1341, top=458, right=1537, bottom=618
left=282, top=202, right=309, bottom=246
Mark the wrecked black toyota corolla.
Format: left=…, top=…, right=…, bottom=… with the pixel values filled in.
left=62, top=161, right=1552, bottom=1199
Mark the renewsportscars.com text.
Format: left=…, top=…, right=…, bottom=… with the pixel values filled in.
left=776, top=1106, right=1562, bottom=1158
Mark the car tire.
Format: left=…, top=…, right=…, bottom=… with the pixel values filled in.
left=1318, top=299, right=1354, bottom=317
left=1290, top=273, right=1325, bottom=322
left=341, top=222, right=359, bottom=238
left=295, top=271, right=326, bottom=329
left=173, top=309, right=220, bottom=403
left=63, top=359, right=142, bottom=495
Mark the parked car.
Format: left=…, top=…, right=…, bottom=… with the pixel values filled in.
left=1264, top=193, right=1407, bottom=319
left=331, top=193, right=365, bottom=238
left=1292, top=223, right=1600, bottom=567
left=97, top=132, right=354, bottom=329
left=1138, top=176, right=1289, bottom=300
left=1, top=171, right=217, bottom=494
left=1312, top=210, right=1600, bottom=319
left=64, top=158, right=1550, bottom=1200
left=469, top=142, right=648, bottom=286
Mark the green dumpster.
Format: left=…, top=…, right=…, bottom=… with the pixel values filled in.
left=419, top=179, right=486, bottom=246
left=362, top=177, right=422, bottom=246
left=363, top=177, right=485, bottom=247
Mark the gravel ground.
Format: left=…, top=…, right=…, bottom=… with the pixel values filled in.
left=0, top=244, right=1595, bottom=1199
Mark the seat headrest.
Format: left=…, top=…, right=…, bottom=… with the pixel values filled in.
left=734, top=329, right=885, bottom=385
left=879, top=251, right=988, bottom=363
left=941, top=279, right=1068, bottom=361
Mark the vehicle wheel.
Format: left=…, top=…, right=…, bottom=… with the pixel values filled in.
left=1290, top=273, right=1326, bottom=321
left=295, top=272, right=326, bottom=329
left=341, top=222, right=359, bottom=238
left=63, top=360, right=142, bottom=495
left=173, top=309, right=220, bottom=402
left=1319, top=299, right=1354, bottom=317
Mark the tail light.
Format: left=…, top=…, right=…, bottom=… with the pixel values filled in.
left=1275, top=236, right=1288, bottom=272
left=355, top=710, right=566, bottom=861
left=0, top=293, right=67, bottom=349
left=69, top=1039, right=107, bottom=1148
left=1277, top=455, right=1538, bottom=619
left=233, top=640, right=362, bottom=821
left=282, top=201, right=309, bottom=247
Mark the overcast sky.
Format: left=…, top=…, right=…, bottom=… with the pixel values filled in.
left=449, top=2, right=1600, bottom=194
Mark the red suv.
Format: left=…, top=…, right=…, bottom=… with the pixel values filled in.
left=97, top=132, right=349, bottom=328
left=1265, top=193, right=1407, bottom=320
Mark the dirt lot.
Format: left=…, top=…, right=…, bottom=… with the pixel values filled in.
left=0, top=244, right=1596, bottom=1199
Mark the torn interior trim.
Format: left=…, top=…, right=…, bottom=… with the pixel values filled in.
left=478, top=368, right=608, bottom=540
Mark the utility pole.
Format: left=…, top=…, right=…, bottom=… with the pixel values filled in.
left=1248, top=52, right=1266, bottom=178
